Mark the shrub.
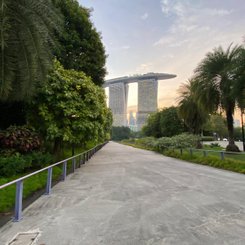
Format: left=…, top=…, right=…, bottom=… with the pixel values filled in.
left=0, top=152, right=53, bottom=177
left=0, top=153, right=29, bottom=177
left=0, top=126, right=41, bottom=153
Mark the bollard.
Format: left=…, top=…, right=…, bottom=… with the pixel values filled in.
left=14, top=180, right=23, bottom=222
left=45, top=168, right=53, bottom=195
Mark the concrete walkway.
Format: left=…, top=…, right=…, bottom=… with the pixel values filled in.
left=0, top=142, right=245, bottom=245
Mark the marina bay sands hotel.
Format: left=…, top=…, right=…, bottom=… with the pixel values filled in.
left=104, top=73, right=176, bottom=130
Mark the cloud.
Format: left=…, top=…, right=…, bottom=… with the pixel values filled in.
left=121, top=45, right=130, bottom=50
left=153, top=36, right=174, bottom=46
left=141, top=12, right=148, bottom=20
left=206, top=9, right=233, bottom=16
left=136, top=63, right=153, bottom=73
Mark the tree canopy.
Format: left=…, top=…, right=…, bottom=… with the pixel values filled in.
left=28, top=60, right=112, bottom=153
left=178, top=79, right=208, bottom=134
left=194, top=44, right=243, bottom=151
left=142, top=107, right=186, bottom=138
left=53, top=0, right=107, bottom=86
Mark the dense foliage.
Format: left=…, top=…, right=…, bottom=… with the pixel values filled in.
left=0, top=0, right=61, bottom=100
left=0, top=151, right=53, bottom=177
left=124, top=133, right=200, bottom=151
left=142, top=107, right=186, bottom=138
left=29, top=60, right=112, bottom=153
left=178, top=44, right=245, bottom=151
left=194, top=44, right=244, bottom=151
left=0, top=126, right=41, bottom=153
left=178, top=79, right=208, bottom=134
left=111, top=126, right=131, bottom=141
left=53, top=0, right=106, bottom=86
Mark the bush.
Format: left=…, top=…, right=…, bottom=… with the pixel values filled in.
left=0, top=152, right=53, bottom=177
left=0, top=125, right=41, bottom=153
left=0, top=153, right=29, bottom=177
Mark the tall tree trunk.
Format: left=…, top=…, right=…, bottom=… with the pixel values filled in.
left=53, top=138, right=63, bottom=160
left=225, top=107, right=240, bottom=152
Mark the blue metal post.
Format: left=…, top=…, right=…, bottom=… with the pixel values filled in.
left=220, top=151, right=225, bottom=160
left=72, top=158, right=76, bottom=172
left=46, top=168, right=53, bottom=195
left=14, top=180, right=23, bottom=222
left=78, top=156, right=81, bottom=168
left=62, top=161, right=67, bottom=181
left=203, top=151, right=207, bottom=157
left=180, top=149, right=183, bottom=155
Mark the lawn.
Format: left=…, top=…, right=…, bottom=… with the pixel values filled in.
left=0, top=142, right=98, bottom=214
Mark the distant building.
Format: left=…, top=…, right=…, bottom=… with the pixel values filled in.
left=104, top=72, right=176, bottom=130
left=137, top=79, right=158, bottom=130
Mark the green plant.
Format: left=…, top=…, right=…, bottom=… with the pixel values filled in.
left=0, top=0, right=61, bottom=100
left=0, top=153, right=29, bottom=177
left=0, top=126, right=41, bottom=153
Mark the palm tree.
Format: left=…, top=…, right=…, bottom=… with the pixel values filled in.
left=0, top=0, right=61, bottom=101
left=177, top=79, right=208, bottom=135
left=194, top=44, right=243, bottom=151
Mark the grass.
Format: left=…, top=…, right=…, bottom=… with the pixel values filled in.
left=121, top=141, right=245, bottom=175
left=0, top=167, right=62, bottom=212
left=0, top=141, right=99, bottom=214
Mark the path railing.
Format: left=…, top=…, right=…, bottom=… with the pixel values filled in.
left=179, top=148, right=245, bottom=160
left=0, top=142, right=107, bottom=222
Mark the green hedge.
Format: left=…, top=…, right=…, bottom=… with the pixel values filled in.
left=0, top=152, right=53, bottom=177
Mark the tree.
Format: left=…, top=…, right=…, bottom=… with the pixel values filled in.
left=194, top=44, right=243, bottom=151
left=203, top=114, right=228, bottom=139
left=178, top=79, right=208, bottom=135
left=142, top=107, right=186, bottom=138
left=159, top=107, right=185, bottom=137
left=28, top=60, right=111, bottom=154
left=0, top=0, right=61, bottom=100
left=142, top=112, right=161, bottom=138
left=111, top=126, right=131, bottom=141
left=53, top=0, right=106, bottom=86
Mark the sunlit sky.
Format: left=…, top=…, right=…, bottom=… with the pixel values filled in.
left=80, top=0, right=245, bottom=112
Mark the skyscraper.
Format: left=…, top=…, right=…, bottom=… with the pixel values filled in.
left=108, top=83, right=128, bottom=126
left=137, top=79, right=158, bottom=129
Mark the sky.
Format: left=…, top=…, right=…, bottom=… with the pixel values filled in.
left=79, top=0, right=245, bottom=112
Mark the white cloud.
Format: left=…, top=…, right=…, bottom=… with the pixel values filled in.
left=121, top=45, right=130, bottom=50
left=169, top=39, right=189, bottom=48
left=153, top=36, right=175, bottom=46
left=207, top=9, right=233, bottom=16
left=141, top=12, right=148, bottom=20
left=136, top=63, right=153, bottom=73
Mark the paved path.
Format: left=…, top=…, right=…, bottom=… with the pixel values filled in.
left=0, top=142, right=245, bottom=245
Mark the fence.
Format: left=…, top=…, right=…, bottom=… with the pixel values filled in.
left=0, top=142, right=107, bottom=222
left=179, top=148, right=245, bottom=161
